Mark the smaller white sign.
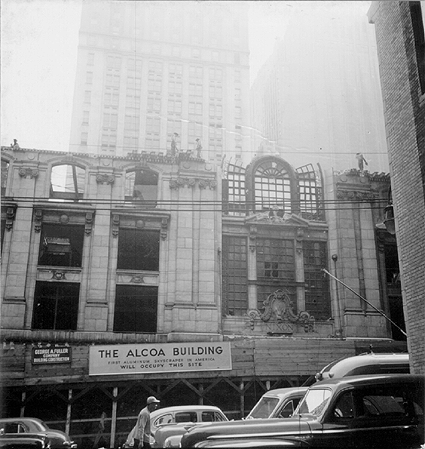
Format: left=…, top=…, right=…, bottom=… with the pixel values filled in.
left=89, top=342, right=232, bottom=376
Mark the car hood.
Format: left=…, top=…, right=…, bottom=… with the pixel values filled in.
left=181, top=417, right=315, bottom=447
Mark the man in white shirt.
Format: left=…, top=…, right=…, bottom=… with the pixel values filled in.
left=133, top=396, right=160, bottom=449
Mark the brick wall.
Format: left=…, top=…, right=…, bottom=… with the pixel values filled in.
left=369, top=1, right=425, bottom=374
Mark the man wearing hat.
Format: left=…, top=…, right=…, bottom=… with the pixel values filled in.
left=133, top=396, right=160, bottom=449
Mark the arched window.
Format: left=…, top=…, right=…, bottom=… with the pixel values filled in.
left=50, top=164, right=86, bottom=201
left=248, top=158, right=298, bottom=214
left=1, top=159, right=9, bottom=197
left=125, top=168, right=158, bottom=205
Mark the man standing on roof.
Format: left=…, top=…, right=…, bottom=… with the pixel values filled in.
left=133, top=396, right=160, bottom=449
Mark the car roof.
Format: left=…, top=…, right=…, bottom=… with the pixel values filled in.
left=151, top=405, right=222, bottom=416
left=0, top=418, right=44, bottom=423
left=311, top=373, right=423, bottom=391
left=318, top=353, right=409, bottom=377
left=261, top=386, right=309, bottom=398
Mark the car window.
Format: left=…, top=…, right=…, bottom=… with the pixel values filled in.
left=297, top=389, right=332, bottom=417
left=332, top=392, right=354, bottom=419
left=248, top=397, right=280, bottom=419
left=277, top=400, right=294, bottom=418
left=3, top=423, right=27, bottom=433
left=175, top=412, right=197, bottom=423
left=154, top=413, right=173, bottom=427
left=214, top=412, right=226, bottom=422
left=201, top=412, right=214, bottom=422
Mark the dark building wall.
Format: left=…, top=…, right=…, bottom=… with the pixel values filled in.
left=369, top=1, right=425, bottom=374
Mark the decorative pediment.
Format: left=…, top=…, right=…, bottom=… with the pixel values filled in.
left=245, top=211, right=309, bottom=226
left=246, top=289, right=315, bottom=334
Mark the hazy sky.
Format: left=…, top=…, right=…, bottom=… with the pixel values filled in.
left=1, top=0, right=371, bottom=153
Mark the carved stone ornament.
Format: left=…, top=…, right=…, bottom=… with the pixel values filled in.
left=336, top=189, right=377, bottom=201
left=34, top=210, right=43, bottom=233
left=112, top=214, right=120, bottom=237
left=249, top=208, right=293, bottom=224
left=131, top=275, right=145, bottom=283
left=246, top=289, right=315, bottom=333
left=96, top=173, right=115, bottom=185
left=18, top=167, right=39, bottom=179
left=5, top=206, right=16, bottom=231
left=169, top=177, right=216, bottom=190
left=161, top=217, right=168, bottom=240
left=52, top=270, right=66, bottom=280
left=199, top=179, right=217, bottom=190
left=85, top=212, right=94, bottom=235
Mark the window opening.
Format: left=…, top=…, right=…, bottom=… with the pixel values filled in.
left=222, top=236, right=248, bottom=316
left=125, top=169, right=158, bottom=205
left=113, top=285, right=157, bottom=333
left=32, top=281, right=79, bottom=330
left=117, top=228, right=160, bottom=271
left=38, top=224, right=85, bottom=267
left=50, top=164, right=85, bottom=201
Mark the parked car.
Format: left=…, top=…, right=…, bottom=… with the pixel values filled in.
left=315, top=352, right=410, bottom=381
left=0, top=433, right=47, bottom=448
left=181, top=374, right=424, bottom=448
left=123, top=405, right=228, bottom=448
left=0, top=418, right=76, bottom=449
left=246, top=387, right=308, bottom=420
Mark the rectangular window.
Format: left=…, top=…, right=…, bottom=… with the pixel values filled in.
left=114, top=285, right=157, bottom=333
left=117, top=228, right=160, bottom=271
left=169, top=80, right=182, bottom=95
left=103, top=112, right=118, bottom=129
left=256, top=238, right=295, bottom=281
left=38, top=224, right=85, bottom=267
left=101, top=132, right=117, bottom=151
left=222, top=236, right=248, bottom=316
left=147, top=96, right=161, bottom=112
left=86, top=71, right=93, bottom=84
left=82, top=111, right=89, bottom=125
left=104, top=88, right=119, bottom=107
left=84, top=90, right=91, bottom=103
left=32, top=281, right=79, bottom=330
left=189, top=66, right=203, bottom=79
left=168, top=99, right=182, bottom=114
left=169, top=63, right=183, bottom=77
left=81, top=132, right=88, bottom=145
left=303, top=241, right=330, bottom=319
left=209, top=67, right=222, bottom=81
left=189, top=102, right=203, bottom=116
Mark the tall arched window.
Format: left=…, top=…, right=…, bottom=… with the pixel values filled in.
left=248, top=157, right=298, bottom=214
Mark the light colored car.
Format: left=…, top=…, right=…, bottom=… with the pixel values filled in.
left=0, top=417, right=76, bottom=449
left=246, top=386, right=308, bottom=420
left=152, top=405, right=228, bottom=448
left=124, top=405, right=228, bottom=448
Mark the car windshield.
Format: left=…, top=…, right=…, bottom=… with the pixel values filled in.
left=295, top=389, right=332, bottom=417
left=247, top=397, right=280, bottom=419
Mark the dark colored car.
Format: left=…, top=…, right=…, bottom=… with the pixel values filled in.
left=181, top=374, right=424, bottom=448
left=0, top=418, right=76, bottom=449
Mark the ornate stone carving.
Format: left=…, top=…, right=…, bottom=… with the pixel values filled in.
left=96, top=173, right=115, bottom=185
left=52, top=270, right=66, bottom=280
left=249, top=208, right=292, bottom=223
left=169, top=178, right=216, bottom=190
left=249, top=225, right=257, bottom=252
left=131, top=275, right=145, bottom=283
left=85, top=212, right=94, bottom=235
left=18, top=167, right=39, bottom=179
left=161, top=217, right=168, bottom=240
left=246, top=289, right=315, bottom=333
left=112, top=214, right=120, bottom=237
left=5, top=206, right=16, bottom=231
left=336, top=189, right=377, bottom=201
left=34, top=210, right=43, bottom=233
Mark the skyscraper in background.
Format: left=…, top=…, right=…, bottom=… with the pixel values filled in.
left=69, top=1, right=251, bottom=163
left=251, top=2, right=389, bottom=174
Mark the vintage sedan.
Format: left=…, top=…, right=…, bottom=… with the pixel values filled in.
left=0, top=418, right=76, bottom=449
left=124, top=405, right=228, bottom=448
left=181, top=374, right=424, bottom=448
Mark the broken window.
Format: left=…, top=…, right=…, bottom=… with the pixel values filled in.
left=38, top=223, right=85, bottom=267
left=125, top=168, right=158, bottom=205
left=113, top=285, right=157, bottom=333
left=117, top=228, right=160, bottom=271
left=50, top=164, right=85, bottom=200
left=32, top=281, right=79, bottom=330
left=256, top=238, right=295, bottom=281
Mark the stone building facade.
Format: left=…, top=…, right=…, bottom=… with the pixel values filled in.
left=368, top=1, right=425, bottom=374
left=1, top=145, right=406, bottom=448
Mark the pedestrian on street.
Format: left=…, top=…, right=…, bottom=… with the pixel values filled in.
left=133, top=396, right=160, bottom=449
